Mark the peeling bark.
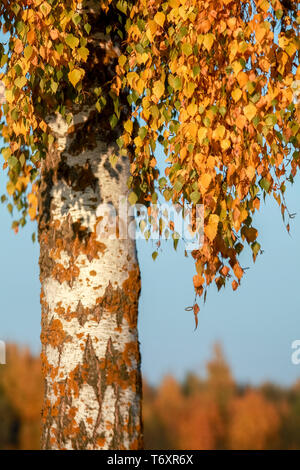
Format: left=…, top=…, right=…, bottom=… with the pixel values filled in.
left=38, top=1, right=143, bottom=450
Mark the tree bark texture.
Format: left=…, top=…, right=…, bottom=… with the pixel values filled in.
left=38, top=0, right=143, bottom=450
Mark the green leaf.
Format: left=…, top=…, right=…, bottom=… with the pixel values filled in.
left=109, top=114, right=118, bottom=129
left=8, top=156, right=18, bottom=168
left=190, top=190, right=200, bottom=204
left=51, top=80, right=58, bottom=93
left=173, top=77, right=182, bottom=91
left=116, top=0, right=128, bottom=14
left=182, top=43, right=193, bottom=56
left=159, top=177, right=167, bottom=188
left=138, top=126, right=147, bottom=140
left=265, top=114, right=277, bottom=126
left=203, top=117, right=211, bottom=127
left=193, top=65, right=200, bottom=77
left=84, top=23, right=91, bottom=35
left=219, top=106, right=226, bottom=117
left=56, top=43, right=64, bottom=55
left=174, top=180, right=183, bottom=192
left=24, top=45, right=33, bottom=60
left=72, top=13, right=82, bottom=25
left=259, top=178, right=271, bottom=192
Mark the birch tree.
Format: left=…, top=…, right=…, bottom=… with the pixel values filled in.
left=0, top=0, right=299, bottom=450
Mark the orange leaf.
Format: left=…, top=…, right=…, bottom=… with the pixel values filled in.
left=193, top=275, right=204, bottom=288
left=236, top=115, right=247, bottom=129
left=15, top=39, right=23, bottom=54
left=27, top=30, right=36, bottom=45
left=205, top=214, right=219, bottom=242
left=233, top=263, right=243, bottom=280
left=193, top=303, right=200, bottom=330
left=220, top=266, right=230, bottom=277
left=237, top=71, right=248, bottom=88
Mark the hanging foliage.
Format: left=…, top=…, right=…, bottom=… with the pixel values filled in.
left=0, top=0, right=299, bottom=313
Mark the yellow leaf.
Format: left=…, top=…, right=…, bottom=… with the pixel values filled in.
left=187, top=102, right=197, bottom=117
left=199, top=173, right=212, bottom=191
left=285, top=41, right=297, bottom=57
left=198, top=127, right=207, bottom=143
left=40, top=1, right=52, bottom=17
left=6, top=181, right=15, bottom=196
left=77, top=46, right=89, bottom=62
left=68, top=68, right=84, bottom=88
left=24, top=45, right=33, bottom=60
left=180, top=147, right=187, bottom=161
left=185, top=82, right=196, bottom=98
left=154, top=12, right=165, bottom=28
left=244, top=103, right=257, bottom=121
left=278, top=36, right=288, bottom=49
left=134, top=135, right=143, bottom=147
left=232, top=88, right=242, bottom=102
left=153, top=80, right=165, bottom=100
left=221, top=139, right=231, bottom=150
left=5, top=89, right=14, bottom=104
left=136, top=78, right=145, bottom=95
left=146, top=28, right=153, bottom=42
left=213, top=125, right=225, bottom=140
left=203, top=34, right=214, bottom=52
left=194, top=153, right=203, bottom=167
left=119, top=55, right=126, bottom=67
left=136, top=52, right=149, bottom=65
left=232, top=61, right=242, bottom=76
left=246, top=166, right=256, bottom=180
left=124, top=119, right=133, bottom=134
left=259, top=0, right=270, bottom=12
left=14, top=76, right=27, bottom=89
left=127, top=71, right=139, bottom=87
left=187, top=122, right=198, bottom=139
left=148, top=20, right=158, bottom=36
left=168, top=0, right=180, bottom=7
left=205, top=214, right=219, bottom=242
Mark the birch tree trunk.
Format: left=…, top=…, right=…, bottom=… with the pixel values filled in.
left=38, top=1, right=143, bottom=450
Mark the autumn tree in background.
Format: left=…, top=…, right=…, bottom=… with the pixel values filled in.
left=1, top=342, right=300, bottom=450
left=0, top=0, right=299, bottom=450
left=228, top=390, right=280, bottom=449
left=142, top=344, right=289, bottom=450
left=0, top=344, right=42, bottom=449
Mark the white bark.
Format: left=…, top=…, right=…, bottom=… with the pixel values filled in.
left=39, top=112, right=142, bottom=450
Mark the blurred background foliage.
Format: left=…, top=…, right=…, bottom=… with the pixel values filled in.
left=0, top=343, right=299, bottom=450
